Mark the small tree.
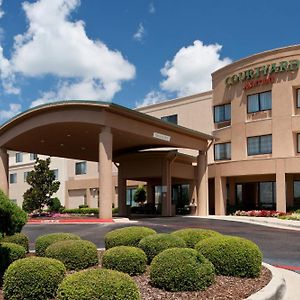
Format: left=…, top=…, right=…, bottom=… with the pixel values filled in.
left=0, top=189, right=28, bottom=237
left=22, top=158, right=60, bottom=213
left=134, top=185, right=147, bottom=205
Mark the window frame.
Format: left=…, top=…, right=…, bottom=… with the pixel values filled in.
left=214, top=142, right=231, bottom=161
left=247, top=90, right=272, bottom=113
left=161, top=114, right=178, bottom=125
left=9, top=173, right=17, bottom=184
left=75, top=161, right=87, bottom=175
left=30, top=153, right=38, bottom=161
left=15, top=152, right=23, bottom=163
left=213, top=103, right=231, bottom=123
left=247, top=134, right=272, bottom=156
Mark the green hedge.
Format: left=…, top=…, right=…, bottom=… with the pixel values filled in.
left=3, top=256, right=66, bottom=300
left=105, top=226, right=157, bottom=249
left=195, top=236, right=262, bottom=277
left=102, top=246, right=147, bottom=275
left=1, top=233, right=29, bottom=253
left=61, top=208, right=99, bottom=214
left=35, top=232, right=81, bottom=256
left=0, top=242, right=26, bottom=274
left=171, top=228, right=222, bottom=248
left=45, top=239, right=98, bottom=271
left=138, top=233, right=186, bottom=263
left=57, top=268, right=140, bottom=300
left=150, top=248, right=215, bottom=292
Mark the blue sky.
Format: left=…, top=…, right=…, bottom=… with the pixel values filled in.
left=0, top=0, right=300, bottom=123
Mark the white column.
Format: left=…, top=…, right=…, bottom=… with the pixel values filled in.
left=0, top=148, right=8, bottom=195
left=196, top=151, right=208, bottom=216
left=215, top=175, right=226, bottom=215
left=99, top=127, right=113, bottom=219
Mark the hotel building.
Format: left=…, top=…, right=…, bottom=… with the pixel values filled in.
left=6, top=45, right=300, bottom=215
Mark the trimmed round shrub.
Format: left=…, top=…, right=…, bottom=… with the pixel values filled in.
left=57, top=268, right=140, bottom=300
left=195, top=236, right=262, bottom=277
left=1, top=233, right=29, bottom=253
left=105, top=226, right=156, bottom=249
left=45, top=239, right=98, bottom=270
left=171, top=228, right=222, bottom=248
left=0, top=242, right=26, bottom=274
left=35, top=232, right=81, bottom=256
left=150, top=248, right=215, bottom=292
left=138, top=233, right=186, bottom=263
left=3, top=256, right=66, bottom=300
left=102, top=246, right=147, bottom=275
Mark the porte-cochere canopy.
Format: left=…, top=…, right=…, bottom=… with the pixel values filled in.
left=0, top=101, right=213, bottom=219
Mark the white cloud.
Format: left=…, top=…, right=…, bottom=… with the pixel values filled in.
left=0, top=0, right=135, bottom=100
left=149, top=2, right=155, bottom=14
left=160, top=40, right=231, bottom=97
left=136, top=90, right=167, bottom=108
left=0, top=0, right=4, bottom=19
left=30, top=78, right=122, bottom=107
left=133, top=23, right=145, bottom=42
left=0, top=103, right=22, bottom=120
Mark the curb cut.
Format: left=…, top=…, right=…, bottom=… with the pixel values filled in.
left=246, top=263, right=286, bottom=300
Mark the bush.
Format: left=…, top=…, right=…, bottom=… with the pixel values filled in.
left=48, top=197, right=62, bottom=212
left=60, top=208, right=99, bottom=214
left=57, top=268, right=140, bottom=300
left=150, top=248, right=215, bottom=291
left=195, top=236, right=262, bottom=277
left=1, top=233, right=29, bottom=253
left=102, top=246, right=147, bottom=275
left=45, top=239, right=98, bottom=270
left=0, top=242, right=26, bottom=274
left=35, top=233, right=81, bottom=256
left=171, top=228, right=222, bottom=248
left=78, top=204, right=89, bottom=209
left=3, top=256, right=66, bottom=300
left=138, top=233, right=186, bottom=263
left=105, top=226, right=156, bottom=249
left=0, top=189, right=28, bottom=237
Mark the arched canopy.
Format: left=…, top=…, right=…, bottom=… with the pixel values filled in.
left=0, top=101, right=212, bottom=160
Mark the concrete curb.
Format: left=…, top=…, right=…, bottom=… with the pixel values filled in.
left=246, top=263, right=286, bottom=300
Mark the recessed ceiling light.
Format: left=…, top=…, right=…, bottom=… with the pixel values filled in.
left=60, top=143, right=64, bottom=147
left=67, top=134, right=71, bottom=137
left=40, top=140, right=45, bottom=143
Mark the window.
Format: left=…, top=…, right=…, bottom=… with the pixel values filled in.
left=247, top=91, right=272, bottom=113
left=259, top=182, right=276, bottom=209
left=52, top=169, right=59, bottom=180
left=15, top=152, right=23, bottom=163
left=161, top=114, right=178, bottom=125
left=75, top=161, right=87, bottom=175
left=214, top=104, right=231, bottom=123
left=30, top=153, right=38, bottom=160
left=9, top=173, right=17, bottom=184
left=298, top=133, right=300, bottom=153
left=24, top=171, right=30, bottom=182
left=294, top=181, right=300, bottom=208
left=247, top=135, right=272, bottom=156
left=214, top=143, right=231, bottom=160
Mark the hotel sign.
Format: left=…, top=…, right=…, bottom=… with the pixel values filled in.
left=225, top=60, right=300, bottom=90
left=153, top=132, right=171, bottom=142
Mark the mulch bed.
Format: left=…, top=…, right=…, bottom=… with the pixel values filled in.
left=0, top=251, right=272, bottom=300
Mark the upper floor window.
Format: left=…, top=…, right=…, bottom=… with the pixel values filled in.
left=30, top=153, right=38, bottom=161
left=75, top=161, right=87, bottom=175
left=247, top=91, right=271, bottom=113
left=15, top=152, right=23, bottom=163
left=161, top=114, right=178, bottom=125
left=214, top=104, right=231, bottom=123
left=10, top=173, right=17, bottom=184
left=247, top=134, right=272, bottom=156
left=52, top=169, right=59, bottom=180
left=214, top=143, right=231, bottom=160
